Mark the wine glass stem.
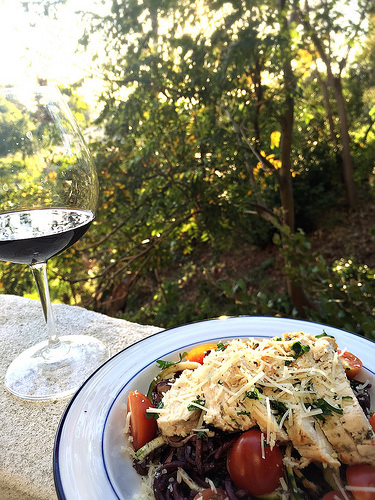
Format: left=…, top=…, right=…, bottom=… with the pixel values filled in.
left=30, top=262, right=60, bottom=351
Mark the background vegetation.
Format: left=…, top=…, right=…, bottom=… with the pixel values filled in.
left=1, top=0, right=375, bottom=338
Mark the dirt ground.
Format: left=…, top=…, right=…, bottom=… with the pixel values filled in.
left=310, top=200, right=375, bottom=268
left=203, top=196, right=375, bottom=297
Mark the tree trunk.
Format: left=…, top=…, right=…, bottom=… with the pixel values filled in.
left=279, top=97, right=295, bottom=232
left=299, top=7, right=357, bottom=209
left=278, top=1, right=295, bottom=233
left=331, top=75, right=357, bottom=208
left=315, top=70, right=339, bottom=150
left=278, top=0, right=312, bottom=316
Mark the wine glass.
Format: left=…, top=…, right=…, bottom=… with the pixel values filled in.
left=0, top=84, right=109, bottom=401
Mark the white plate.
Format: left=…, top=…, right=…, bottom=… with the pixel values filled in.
left=53, top=316, right=375, bottom=500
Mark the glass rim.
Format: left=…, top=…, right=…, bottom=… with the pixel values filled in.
left=0, top=83, right=62, bottom=97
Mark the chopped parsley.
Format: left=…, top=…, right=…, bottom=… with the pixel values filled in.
left=196, top=430, right=208, bottom=440
left=156, top=352, right=187, bottom=370
left=216, top=342, right=227, bottom=351
left=188, top=396, right=206, bottom=411
left=156, top=359, right=175, bottom=370
left=315, top=331, right=335, bottom=339
left=270, top=400, right=288, bottom=424
left=311, top=398, right=343, bottom=422
left=285, top=341, right=310, bottom=365
left=270, top=400, right=288, bottom=415
left=145, top=402, right=164, bottom=420
left=291, top=341, right=310, bottom=358
left=243, top=387, right=263, bottom=400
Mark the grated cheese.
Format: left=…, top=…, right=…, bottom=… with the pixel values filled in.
left=146, top=407, right=165, bottom=414
left=301, top=406, right=323, bottom=418
left=262, top=375, right=294, bottom=394
left=227, top=370, right=265, bottom=405
left=124, top=410, right=131, bottom=434
left=260, top=431, right=265, bottom=459
left=155, top=330, right=375, bottom=473
left=189, top=401, right=207, bottom=412
left=355, top=380, right=371, bottom=391
left=266, top=397, right=271, bottom=444
left=206, top=478, right=217, bottom=492
left=209, top=351, right=241, bottom=382
left=279, top=408, right=290, bottom=429
left=279, top=476, right=288, bottom=491
left=346, top=485, right=375, bottom=492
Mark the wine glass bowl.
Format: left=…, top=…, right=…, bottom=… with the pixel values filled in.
left=0, top=88, right=97, bottom=206
left=0, top=85, right=109, bottom=401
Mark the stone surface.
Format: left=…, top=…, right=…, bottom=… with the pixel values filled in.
left=0, top=295, right=161, bottom=500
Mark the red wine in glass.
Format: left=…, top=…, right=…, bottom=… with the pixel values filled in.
left=0, top=208, right=93, bottom=264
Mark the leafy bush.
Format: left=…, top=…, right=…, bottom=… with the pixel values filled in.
left=273, top=224, right=375, bottom=339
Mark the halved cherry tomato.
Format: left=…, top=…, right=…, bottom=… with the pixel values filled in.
left=369, top=413, right=375, bottom=433
left=193, top=489, right=227, bottom=500
left=127, top=391, right=157, bottom=451
left=338, top=350, right=363, bottom=379
left=227, top=429, right=284, bottom=496
left=321, top=492, right=347, bottom=500
left=186, top=343, right=218, bottom=364
left=346, top=464, right=375, bottom=500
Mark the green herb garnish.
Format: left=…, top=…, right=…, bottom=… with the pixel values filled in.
left=216, top=342, right=227, bottom=351
left=243, top=387, right=263, bottom=400
left=270, top=400, right=288, bottom=415
left=156, top=351, right=187, bottom=370
left=156, top=359, right=175, bottom=370
left=196, top=430, right=209, bottom=440
left=286, top=341, right=310, bottom=365
left=291, top=341, right=310, bottom=358
left=188, top=396, right=206, bottom=411
left=311, top=398, right=343, bottom=422
left=145, top=402, right=164, bottom=420
left=315, top=331, right=335, bottom=339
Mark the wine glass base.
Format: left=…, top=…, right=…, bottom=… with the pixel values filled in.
left=4, top=335, right=109, bottom=401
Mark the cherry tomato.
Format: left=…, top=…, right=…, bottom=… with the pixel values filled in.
left=321, top=492, right=347, bottom=500
left=369, top=414, right=375, bottom=433
left=186, top=343, right=218, bottom=364
left=193, top=489, right=227, bottom=500
left=346, top=464, right=375, bottom=500
left=338, top=351, right=363, bottom=379
left=127, top=391, right=157, bottom=451
left=227, top=429, right=284, bottom=496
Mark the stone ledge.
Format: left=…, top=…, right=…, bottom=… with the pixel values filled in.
left=0, top=294, right=161, bottom=500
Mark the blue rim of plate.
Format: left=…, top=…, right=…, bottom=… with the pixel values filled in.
left=53, top=316, right=375, bottom=500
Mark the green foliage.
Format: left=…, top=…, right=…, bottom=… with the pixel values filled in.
left=124, top=257, right=294, bottom=329
left=308, top=258, right=375, bottom=339
left=79, top=0, right=300, bottom=310
left=273, top=221, right=375, bottom=339
left=123, top=225, right=375, bottom=338
left=3, top=0, right=375, bottom=339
